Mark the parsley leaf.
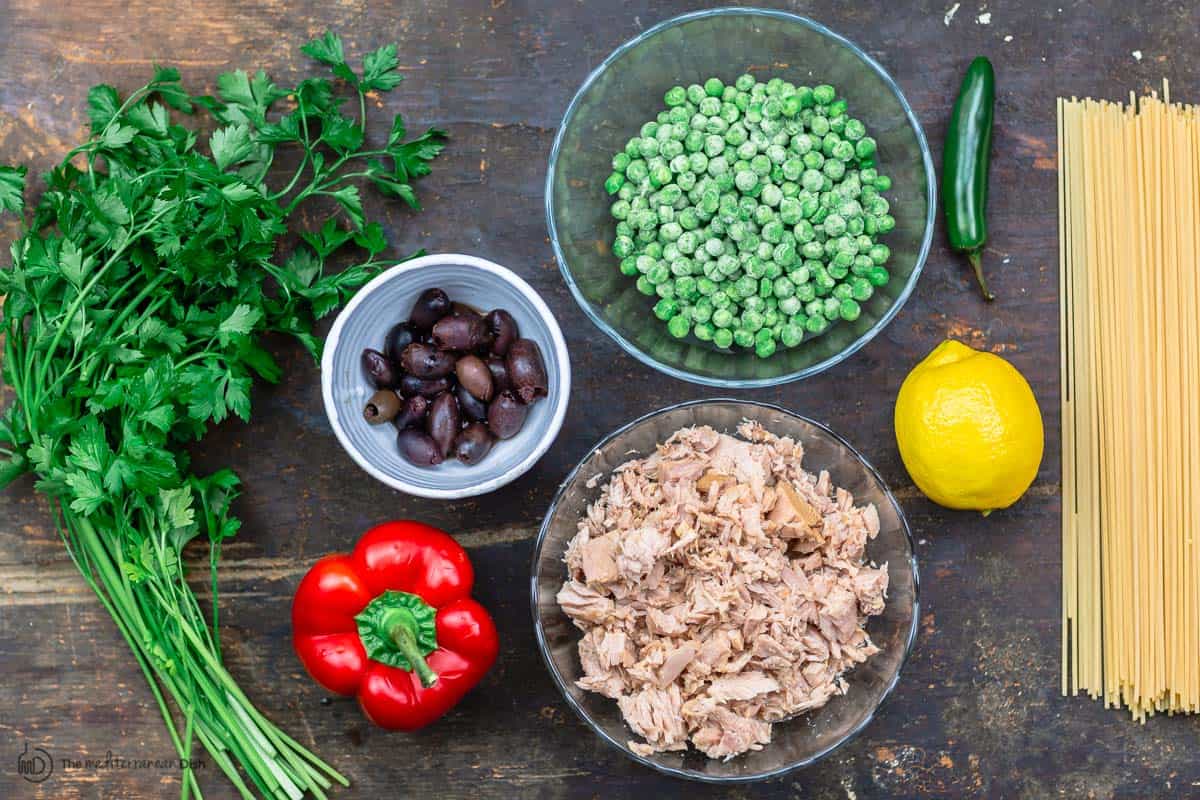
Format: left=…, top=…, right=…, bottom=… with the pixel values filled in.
left=87, top=84, right=121, bottom=131
left=0, top=165, right=26, bottom=215
left=360, top=44, right=403, bottom=91
left=210, top=124, right=254, bottom=171
left=301, top=31, right=356, bottom=84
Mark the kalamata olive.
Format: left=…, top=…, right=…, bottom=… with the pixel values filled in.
left=455, top=354, right=494, bottom=402
left=426, top=392, right=461, bottom=457
left=409, top=288, right=451, bottom=331
left=361, top=348, right=400, bottom=389
left=506, top=338, right=548, bottom=403
left=397, top=428, right=443, bottom=467
left=394, top=395, right=430, bottom=430
left=431, top=314, right=489, bottom=352
left=399, top=374, right=454, bottom=398
left=400, top=343, right=457, bottom=378
left=488, top=390, right=528, bottom=439
left=384, top=322, right=416, bottom=363
left=456, top=384, right=489, bottom=423
left=363, top=389, right=402, bottom=424
left=450, top=302, right=482, bottom=319
left=486, top=357, right=512, bottom=392
left=485, top=309, right=519, bottom=356
left=454, top=423, right=494, bottom=465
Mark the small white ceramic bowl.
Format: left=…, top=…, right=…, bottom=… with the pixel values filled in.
left=321, top=253, right=571, bottom=498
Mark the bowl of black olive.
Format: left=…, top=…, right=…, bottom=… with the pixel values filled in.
left=321, top=254, right=571, bottom=498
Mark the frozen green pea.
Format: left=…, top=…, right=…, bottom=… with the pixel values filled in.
left=805, top=313, right=828, bottom=334
left=773, top=276, right=795, bottom=298
left=812, top=84, right=836, bottom=105
left=712, top=307, right=734, bottom=328
left=779, top=197, right=803, bottom=225
left=809, top=115, right=830, bottom=137
left=732, top=327, right=754, bottom=348
left=850, top=277, right=873, bottom=302
left=692, top=321, right=715, bottom=340
left=822, top=297, right=841, bottom=319
left=713, top=327, right=734, bottom=349
left=838, top=297, right=861, bottom=321
left=654, top=298, right=679, bottom=320
left=878, top=214, right=895, bottom=233
left=613, top=235, right=635, bottom=258
left=735, top=73, right=755, bottom=91
left=754, top=334, right=777, bottom=359
left=619, top=257, right=639, bottom=276
left=832, top=283, right=852, bottom=300
left=823, top=214, right=847, bottom=237
left=855, top=137, right=877, bottom=158
left=636, top=275, right=655, bottom=295
left=868, top=243, right=890, bottom=265
left=867, top=266, right=890, bottom=287
left=760, top=184, right=783, bottom=207
left=779, top=295, right=802, bottom=316
left=735, top=170, right=758, bottom=192
left=780, top=322, right=805, bottom=347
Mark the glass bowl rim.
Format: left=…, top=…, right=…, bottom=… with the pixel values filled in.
left=528, top=397, right=922, bottom=783
left=544, top=7, right=937, bottom=388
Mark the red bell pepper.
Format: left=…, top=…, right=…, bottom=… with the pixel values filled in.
left=292, top=520, right=499, bottom=730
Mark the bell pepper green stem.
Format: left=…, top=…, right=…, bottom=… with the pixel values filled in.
left=382, top=607, right=438, bottom=688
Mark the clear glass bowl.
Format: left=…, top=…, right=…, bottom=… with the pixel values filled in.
left=545, top=8, right=935, bottom=388
left=530, top=400, right=919, bottom=782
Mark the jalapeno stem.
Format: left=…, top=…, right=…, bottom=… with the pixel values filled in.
left=968, top=252, right=994, bottom=301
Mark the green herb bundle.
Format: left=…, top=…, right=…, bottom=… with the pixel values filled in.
left=0, top=32, right=444, bottom=799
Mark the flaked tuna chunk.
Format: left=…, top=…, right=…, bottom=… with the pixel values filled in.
left=557, top=580, right=616, bottom=625
left=596, top=629, right=634, bottom=669
left=580, top=533, right=620, bottom=584
left=863, top=503, right=881, bottom=536
left=769, top=481, right=823, bottom=528
left=706, top=672, right=781, bottom=702
left=658, top=644, right=697, bottom=687
left=853, top=566, right=889, bottom=616
left=697, top=629, right=732, bottom=666
left=659, top=458, right=707, bottom=483
left=577, top=633, right=626, bottom=699
left=691, top=708, right=772, bottom=759
left=619, top=686, right=689, bottom=754
left=646, top=605, right=689, bottom=636
left=616, top=526, right=669, bottom=580
left=818, top=585, right=860, bottom=641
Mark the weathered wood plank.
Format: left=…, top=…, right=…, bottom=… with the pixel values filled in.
left=3, top=0, right=1200, bottom=798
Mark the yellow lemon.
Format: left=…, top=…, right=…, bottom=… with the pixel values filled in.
left=894, top=339, right=1044, bottom=513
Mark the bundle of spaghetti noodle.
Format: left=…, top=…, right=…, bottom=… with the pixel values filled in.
left=1060, top=83, right=1200, bottom=720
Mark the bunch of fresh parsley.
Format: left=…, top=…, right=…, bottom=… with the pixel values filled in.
left=0, top=32, right=444, bottom=800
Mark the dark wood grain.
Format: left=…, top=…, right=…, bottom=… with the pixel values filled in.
left=3, top=0, right=1199, bottom=797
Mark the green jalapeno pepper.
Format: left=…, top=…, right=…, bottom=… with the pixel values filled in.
left=943, top=56, right=996, bottom=300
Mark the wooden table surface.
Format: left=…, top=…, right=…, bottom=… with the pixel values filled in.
left=2, top=0, right=1199, bottom=797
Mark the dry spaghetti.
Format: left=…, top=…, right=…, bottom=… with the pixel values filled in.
left=1060, top=82, right=1200, bottom=719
